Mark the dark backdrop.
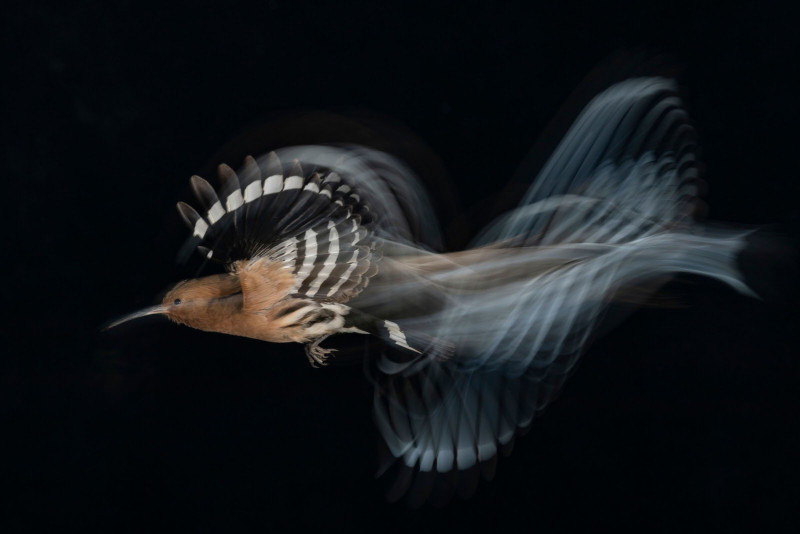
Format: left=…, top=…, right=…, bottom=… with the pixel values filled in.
left=4, top=0, right=799, bottom=532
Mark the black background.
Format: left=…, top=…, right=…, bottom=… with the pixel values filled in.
left=4, top=0, right=800, bottom=532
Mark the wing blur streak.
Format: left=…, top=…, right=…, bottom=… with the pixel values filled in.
left=359, top=78, right=753, bottom=503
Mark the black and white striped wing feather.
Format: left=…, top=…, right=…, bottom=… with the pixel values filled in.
left=176, top=152, right=378, bottom=303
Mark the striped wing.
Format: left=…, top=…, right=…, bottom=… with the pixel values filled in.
left=373, top=356, right=572, bottom=505
left=176, top=152, right=379, bottom=302
left=369, top=77, right=754, bottom=504
left=476, top=77, right=705, bottom=248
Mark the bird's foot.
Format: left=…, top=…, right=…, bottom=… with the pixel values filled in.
left=305, top=338, right=337, bottom=368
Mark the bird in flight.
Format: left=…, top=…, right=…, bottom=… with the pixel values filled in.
left=109, top=77, right=762, bottom=505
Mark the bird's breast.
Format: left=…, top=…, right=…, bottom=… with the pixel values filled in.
left=232, top=300, right=350, bottom=344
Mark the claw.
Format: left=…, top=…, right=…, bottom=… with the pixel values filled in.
left=305, top=336, right=337, bottom=367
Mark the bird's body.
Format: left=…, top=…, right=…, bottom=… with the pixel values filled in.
left=110, top=76, right=765, bottom=503
left=164, top=260, right=361, bottom=359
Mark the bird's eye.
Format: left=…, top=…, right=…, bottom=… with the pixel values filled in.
left=173, top=298, right=182, bottom=305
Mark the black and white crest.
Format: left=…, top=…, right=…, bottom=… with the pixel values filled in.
left=176, top=152, right=379, bottom=302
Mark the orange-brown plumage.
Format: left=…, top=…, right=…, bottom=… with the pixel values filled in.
left=160, top=259, right=334, bottom=345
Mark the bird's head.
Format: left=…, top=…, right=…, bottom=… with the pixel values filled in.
left=105, top=274, right=242, bottom=331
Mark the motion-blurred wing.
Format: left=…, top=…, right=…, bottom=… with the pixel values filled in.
left=372, top=353, right=575, bottom=506
left=476, top=77, right=704, bottom=247
left=272, top=145, right=443, bottom=250
left=369, top=77, right=754, bottom=504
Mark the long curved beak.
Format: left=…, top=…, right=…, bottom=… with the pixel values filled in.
left=103, top=305, right=169, bottom=330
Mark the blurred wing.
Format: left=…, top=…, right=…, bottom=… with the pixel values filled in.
left=372, top=354, right=575, bottom=506
left=176, top=152, right=379, bottom=302
left=374, top=77, right=726, bottom=376
left=272, top=145, right=443, bottom=250
left=368, top=77, right=754, bottom=504
left=476, top=77, right=704, bottom=247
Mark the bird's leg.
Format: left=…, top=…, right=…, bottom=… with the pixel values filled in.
left=305, top=335, right=337, bottom=367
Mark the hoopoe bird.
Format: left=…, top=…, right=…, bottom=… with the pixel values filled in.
left=109, top=77, right=761, bottom=504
